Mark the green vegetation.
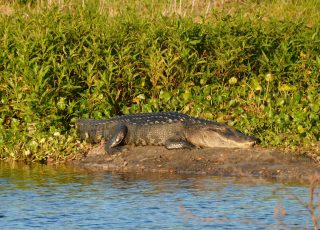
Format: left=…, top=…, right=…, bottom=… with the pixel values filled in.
left=0, top=0, right=319, bottom=161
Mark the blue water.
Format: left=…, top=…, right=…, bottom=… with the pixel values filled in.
left=0, top=162, right=316, bottom=229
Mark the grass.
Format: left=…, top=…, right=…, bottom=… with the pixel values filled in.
left=274, top=176, right=320, bottom=229
left=0, top=0, right=319, bottom=161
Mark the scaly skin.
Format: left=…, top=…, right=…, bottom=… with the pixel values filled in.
left=77, top=112, right=257, bottom=154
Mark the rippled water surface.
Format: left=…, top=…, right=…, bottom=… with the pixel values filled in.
left=0, top=161, right=316, bottom=229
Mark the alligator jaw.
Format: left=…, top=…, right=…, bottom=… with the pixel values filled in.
left=186, top=125, right=257, bottom=149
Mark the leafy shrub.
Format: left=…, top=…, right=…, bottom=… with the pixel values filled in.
left=0, top=0, right=319, bottom=160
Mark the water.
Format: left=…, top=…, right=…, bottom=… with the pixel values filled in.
left=0, top=161, right=316, bottom=229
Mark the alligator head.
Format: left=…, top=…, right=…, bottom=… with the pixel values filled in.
left=186, top=123, right=257, bottom=148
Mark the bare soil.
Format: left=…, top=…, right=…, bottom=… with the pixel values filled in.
left=69, top=145, right=320, bottom=182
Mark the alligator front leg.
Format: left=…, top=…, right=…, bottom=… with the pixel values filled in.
left=105, top=125, right=128, bottom=154
left=165, top=138, right=195, bottom=150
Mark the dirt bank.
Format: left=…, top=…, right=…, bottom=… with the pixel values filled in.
left=69, top=145, right=320, bottom=182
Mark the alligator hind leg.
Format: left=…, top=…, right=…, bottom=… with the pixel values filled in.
left=105, top=125, right=128, bottom=154
left=165, top=139, right=195, bottom=150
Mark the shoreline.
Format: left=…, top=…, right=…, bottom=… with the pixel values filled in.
left=68, top=145, right=320, bottom=183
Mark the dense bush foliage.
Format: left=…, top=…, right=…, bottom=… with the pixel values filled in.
left=0, top=0, right=319, bottom=161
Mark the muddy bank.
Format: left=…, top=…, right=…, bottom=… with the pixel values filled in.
left=69, top=145, right=320, bottom=182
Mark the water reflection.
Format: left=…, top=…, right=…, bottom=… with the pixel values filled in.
left=0, top=161, right=316, bottom=229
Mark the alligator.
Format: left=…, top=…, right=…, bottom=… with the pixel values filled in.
left=77, top=112, right=257, bottom=154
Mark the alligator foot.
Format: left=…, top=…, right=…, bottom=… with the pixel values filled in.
left=165, top=139, right=195, bottom=150
left=105, top=125, right=128, bottom=154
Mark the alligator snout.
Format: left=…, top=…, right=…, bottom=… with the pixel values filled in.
left=232, top=133, right=259, bottom=148
left=243, top=136, right=259, bottom=147
left=249, top=136, right=260, bottom=146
